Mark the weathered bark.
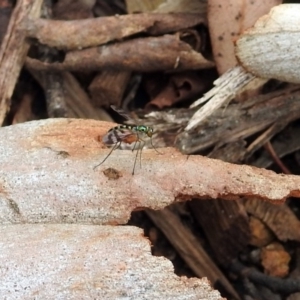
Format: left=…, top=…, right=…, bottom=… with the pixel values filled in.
left=1, top=119, right=300, bottom=225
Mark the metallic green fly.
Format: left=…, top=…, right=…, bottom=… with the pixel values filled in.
left=93, top=105, right=161, bottom=175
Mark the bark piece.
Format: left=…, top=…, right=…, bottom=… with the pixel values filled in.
left=26, top=34, right=214, bottom=72
left=146, top=207, right=240, bottom=300
left=0, top=224, right=222, bottom=299
left=0, top=0, right=43, bottom=125
left=24, top=13, right=206, bottom=50
left=1, top=119, right=300, bottom=225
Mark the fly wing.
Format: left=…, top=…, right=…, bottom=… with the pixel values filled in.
left=110, top=105, right=136, bottom=123
left=102, top=128, right=137, bottom=145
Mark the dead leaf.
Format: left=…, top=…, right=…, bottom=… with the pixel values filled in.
left=208, top=0, right=282, bottom=74
left=261, top=242, right=291, bottom=277
left=245, top=198, right=300, bottom=242
left=236, top=4, right=300, bottom=83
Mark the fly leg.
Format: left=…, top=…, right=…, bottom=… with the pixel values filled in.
left=150, top=137, right=162, bottom=154
left=139, top=139, right=145, bottom=169
left=131, top=137, right=141, bottom=175
left=93, top=141, right=121, bottom=170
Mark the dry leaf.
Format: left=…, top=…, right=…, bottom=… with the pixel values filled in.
left=208, top=0, right=282, bottom=74
left=261, top=242, right=291, bottom=277
left=236, top=4, right=300, bottom=83
left=245, top=198, right=300, bottom=242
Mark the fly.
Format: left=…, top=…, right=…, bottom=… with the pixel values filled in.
left=93, top=105, right=161, bottom=175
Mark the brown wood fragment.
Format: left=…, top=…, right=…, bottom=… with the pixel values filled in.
left=25, top=34, right=214, bottom=72
left=24, top=13, right=206, bottom=50
left=1, top=119, right=300, bottom=225
left=189, top=199, right=250, bottom=266
left=126, top=0, right=164, bottom=13
left=28, top=69, right=111, bottom=120
left=0, top=1, right=12, bottom=44
left=52, top=0, right=96, bottom=20
left=44, top=72, right=69, bottom=117
left=146, top=71, right=213, bottom=109
left=0, top=0, right=43, bottom=125
left=89, top=70, right=131, bottom=107
left=146, top=207, right=240, bottom=300
left=0, top=224, right=222, bottom=299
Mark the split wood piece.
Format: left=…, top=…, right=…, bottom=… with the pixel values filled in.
left=146, top=207, right=240, bottom=300
left=186, top=66, right=256, bottom=131
left=189, top=199, right=250, bottom=266
left=0, top=224, right=222, bottom=299
left=28, top=69, right=112, bottom=121
left=25, top=34, right=214, bottom=73
left=89, top=70, right=131, bottom=108
left=178, top=85, right=300, bottom=154
left=0, top=0, right=43, bottom=125
left=2, top=119, right=300, bottom=225
left=24, top=13, right=206, bottom=50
